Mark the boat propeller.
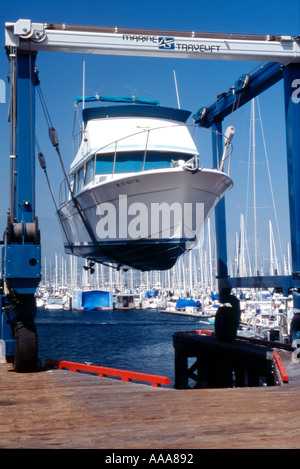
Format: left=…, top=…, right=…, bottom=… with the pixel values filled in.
left=83, top=261, right=95, bottom=274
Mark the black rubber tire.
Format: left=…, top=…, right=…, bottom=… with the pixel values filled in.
left=13, top=319, right=38, bottom=372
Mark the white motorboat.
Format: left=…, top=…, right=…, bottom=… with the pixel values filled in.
left=44, top=296, right=64, bottom=310
left=114, top=293, right=136, bottom=310
left=57, top=96, right=233, bottom=271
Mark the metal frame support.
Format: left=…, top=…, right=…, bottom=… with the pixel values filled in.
left=211, top=122, right=240, bottom=341
left=283, top=64, right=300, bottom=339
left=196, top=62, right=300, bottom=297
left=211, top=121, right=229, bottom=286
left=194, top=62, right=288, bottom=298
left=194, top=62, right=284, bottom=127
left=5, top=21, right=300, bottom=64
left=14, top=52, right=37, bottom=223
left=0, top=50, right=41, bottom=370
left=284, top=63, right=300, bottom=277
left=4, top=50, right=41, bottom=295
left=197, top=62, right=300, bottom=341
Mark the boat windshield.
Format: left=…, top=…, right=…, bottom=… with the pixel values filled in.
left=62, top=150, right=193, bottom=202
left=94, top=150, right=191, bottom=174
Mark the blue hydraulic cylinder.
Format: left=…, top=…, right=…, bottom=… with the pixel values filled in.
left=211, top=120, right=229, bottom=283
left=15, top=52, right=37, bottom=223
left=284, top=64, right=300, bottom=277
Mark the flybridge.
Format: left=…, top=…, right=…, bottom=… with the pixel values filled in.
left=5, top=19, right=300, bottom=63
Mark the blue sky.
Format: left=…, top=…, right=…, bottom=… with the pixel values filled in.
left=0, top=0, right=299, bottom=273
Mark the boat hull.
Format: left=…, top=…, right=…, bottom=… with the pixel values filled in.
left=57, top=167, right=232, bottom=271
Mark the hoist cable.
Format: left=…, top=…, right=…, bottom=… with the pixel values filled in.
left=35, top=137, right=58, bottom=211
left=36, top=81, right=101, bottom=251
left=35, top=136, right=74, bottom=252
left=36, top=86, right=53, bottom=129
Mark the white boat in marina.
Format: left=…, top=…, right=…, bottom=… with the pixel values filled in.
left=44, top=296, right=65, bottom=310
left=57, top=96, right=233, bottom=272
left=36, top=297, right=45, bottom=308
left=114, top=293, right=136, bottom=310
left=163, top=296, right=215, bottom=319
left=141, top=299, right=159, bottom=309
left=238, top=294, right=294, bottom=343
left=239, top=310, right=290, bottom=343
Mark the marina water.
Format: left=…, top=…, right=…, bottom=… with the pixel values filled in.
left=36, top=308, right=214, bottom=387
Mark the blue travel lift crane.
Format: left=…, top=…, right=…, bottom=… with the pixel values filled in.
left=2, top=20, right=300, bottom=370
left=194, top=61, right=300, bottom=342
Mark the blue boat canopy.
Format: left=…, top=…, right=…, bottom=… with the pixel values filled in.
left=211, top=291, right=219, bottom=300
left=176, top=298, right=201, bottom=309
left=145, top=289, right=159, bottom=298
left=81, top=290, right=113, bottom=311
left=74, top=95, right=160, bottom=106
left=82, top=104, right=191, bottom=124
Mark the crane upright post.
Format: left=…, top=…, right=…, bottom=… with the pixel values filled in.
left=1, top=48, right=41, bottom=371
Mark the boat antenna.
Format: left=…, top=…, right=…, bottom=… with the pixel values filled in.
left=173, top=70, right=181, bottom=109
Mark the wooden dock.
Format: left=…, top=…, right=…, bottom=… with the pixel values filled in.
left=1, top=355, right=300, bottom=449
left=173, top=330, right=295, bottom=389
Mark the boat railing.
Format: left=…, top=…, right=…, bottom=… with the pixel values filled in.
left=59, top=124, right=233, bottom=206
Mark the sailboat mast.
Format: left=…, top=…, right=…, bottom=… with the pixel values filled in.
left=207, top=218, right=213, bottom=289
left=82, top=61, right=86, bottom=110
left=269, top=220, right=274, bottom=275
left=173, top=70, right=181, bottom=109
left=252, top=99, right=258, bottom=275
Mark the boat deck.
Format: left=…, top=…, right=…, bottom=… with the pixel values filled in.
left=1, top=354, right=300, bottom=449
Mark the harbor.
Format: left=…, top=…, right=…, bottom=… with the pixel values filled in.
left=1, top=7, right=300, bottom=452
left=34, top=308, right=213, bottom=386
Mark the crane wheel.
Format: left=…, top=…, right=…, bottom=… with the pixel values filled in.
left=13, top=319, right=38, bottom=372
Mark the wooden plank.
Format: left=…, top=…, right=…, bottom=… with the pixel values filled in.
left=0, top=362, right=300, bottom=449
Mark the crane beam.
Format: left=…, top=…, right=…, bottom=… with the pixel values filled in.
left=5, top=19, right=300, bottom=64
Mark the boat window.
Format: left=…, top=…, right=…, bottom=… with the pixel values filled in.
left=75, top=167, right=84, bottom=194
left=95, top=153, right=114, bottom=174
left=84, top=157, right=95, bottom=186
left=95, top=151, right=190, bottom=174
left=70, top=174, right=74, bottom=193
left=143, top=152, right=188, bottom=170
